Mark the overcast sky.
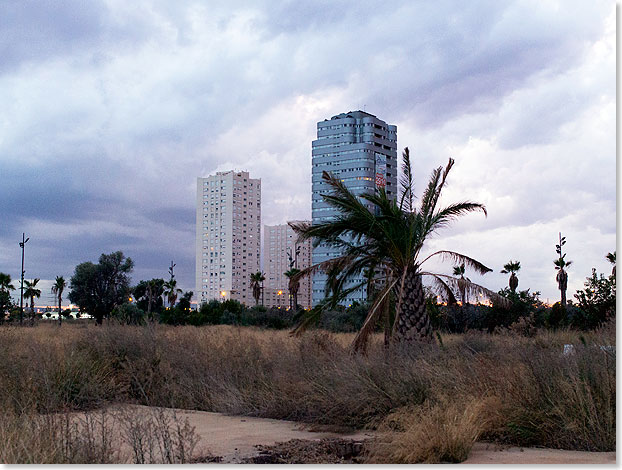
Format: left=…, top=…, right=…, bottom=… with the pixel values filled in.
left=0, top=0, right=615, bottom=305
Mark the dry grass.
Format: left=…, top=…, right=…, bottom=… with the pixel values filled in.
left=0, top=321, right=615, bottom=463
left=367, top=396, right=502, bottom=463
left=0, top=405, right=202, bottom=464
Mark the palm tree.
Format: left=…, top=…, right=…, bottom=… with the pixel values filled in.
left=163, top=278, right=182, bottom=309
left=554, top=232, right=572, bottom=307
left=452, top=263, right=469, bottom=305
left=284, top=268, right=301, bottom=311
left=0, top=273, right=15, bottom=293
left=146, top=279, right=163, bottom=321
left=23, top=278, right=41, bottom=326
left=51, top=276, right=67, bottom=326
left=250, top=272, right=265, bottom=306
left=606, top=251, right=616, bottom=277
left=500, top=260, right=521, bottom=293
left=291, top=148, right=507, bottom=351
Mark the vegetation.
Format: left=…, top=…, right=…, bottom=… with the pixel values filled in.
left=0, top=322, right=614, bottom=463
left=500, top=260, right=521, bottom=293
left=284, top=268, right=301, bottom=311
left=554, top=233, right=572, bottom=306
left=572, top=267, right=616, bottom=329
left=291, top=148, right=506, bottom=351
left=249, top=272, right=265, bottom=306
left=68, top=252, right=134, bottom=324
left=0, top=273, right=15, bottom=324
left=51, top=276, right=67, bottom=326
left=23, top=278, right=41, bottom=326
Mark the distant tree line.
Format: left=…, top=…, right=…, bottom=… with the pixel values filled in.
left=0, top=247, right=615, bottom=334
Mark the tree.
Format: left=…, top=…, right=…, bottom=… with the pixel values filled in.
left=250, top=272, right=265, bottom=306
left=291, top=148, right=507, bottom=351
left=133, top=278, right=165, bottom=321
left=573, top=266, right=616, bottom=329
left=554, top=233, right=572, bottom=307
left=163, top=278, right=182, bottom=309
left=452, top=263, right=469, bottom=305
left=500, top=260, right=521, bottom=293
left=51, top=276, right=67, bottom=326
left=68, top=251, right=134, bottom=324
left=606, top=251, right=616, bottom=277
left=284, top=268, right=301, bottom=311
left=0, top=273, right=15, bottom=323
left=23, top=278, right=41, bottom=326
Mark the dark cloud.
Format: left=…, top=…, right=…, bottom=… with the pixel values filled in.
left=0, top=0, right=614, bottom=300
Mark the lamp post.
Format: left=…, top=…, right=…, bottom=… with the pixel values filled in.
left=18, top=233, right=29, bottom=326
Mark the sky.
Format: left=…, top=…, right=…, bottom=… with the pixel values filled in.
left=0, top=0, right=616, bottom=305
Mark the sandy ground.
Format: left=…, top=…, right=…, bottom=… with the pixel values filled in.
left=87, top=405, right=615, bottom=464
left=165, top=407, right=372, bottom=463
left=464, top=442, right=615, bottom=465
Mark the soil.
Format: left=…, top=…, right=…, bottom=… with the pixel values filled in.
left=85, top=405, right=616, bottom=464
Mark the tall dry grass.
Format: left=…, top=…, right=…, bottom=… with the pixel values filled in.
left=0, top=321, right=615, bottom=463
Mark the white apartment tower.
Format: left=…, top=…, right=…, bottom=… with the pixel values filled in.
left=263, top=222, right=312, bottom=309
left=196, top=170, right=261, bottom=306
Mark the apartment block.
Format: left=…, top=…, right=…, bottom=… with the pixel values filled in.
left=263, top=222, right=312, bottom=309
left=311, top=110, right=397, bottom=306
left=196, top=170, right=261, bottom=306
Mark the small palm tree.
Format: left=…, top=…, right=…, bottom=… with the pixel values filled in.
left=250, top=272, right=265, bottom=306
left=606, top=251, right=616, bottom=277
left=452, top=263, right=469, bottom=304
left=145, top=279, right=163, bottom=321
left=284, top=268, right=301, bottom=311
left=23, top=278, right=41, bottom=326
left=291, top=148, right=507, bottom=351
left=163, top=278, right=182, bottom=309
left=51, top=276, right=67, bottom=326
left=554, top=233, right=572, bottom=306
left=500, top=260, right=521, bottom=293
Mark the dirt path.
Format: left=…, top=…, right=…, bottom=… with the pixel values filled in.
left=464, top=442, right=615, bottom=465
left=167, top=407, right=372, bottom=463
left=89, top=405, right=615, bottom=464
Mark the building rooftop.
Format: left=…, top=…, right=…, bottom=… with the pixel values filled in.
left=327, top=110, right=378, bottom=120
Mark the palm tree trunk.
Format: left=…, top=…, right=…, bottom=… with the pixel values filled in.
left=393, top=269, right=433, bottom=343
left=58, top=295, right=62, bottom=326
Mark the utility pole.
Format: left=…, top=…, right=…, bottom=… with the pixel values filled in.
left=18, top=233, right=29, bottom=326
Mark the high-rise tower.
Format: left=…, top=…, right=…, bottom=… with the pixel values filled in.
left=196, top=170, right=261, bottom=305
left=311, top=111, right=397, bottom=306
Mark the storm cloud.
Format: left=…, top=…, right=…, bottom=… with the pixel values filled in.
left=0, top=0, right=615, bottom=302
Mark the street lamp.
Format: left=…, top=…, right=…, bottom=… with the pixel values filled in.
left=18, top=233, right=29, bottom=326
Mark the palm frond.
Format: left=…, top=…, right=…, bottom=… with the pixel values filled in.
left=420, top=158, right=455, bottom=219
left=398, top=147, right=414, bottom=212
left=425, top=273, right=458, bottom=305
left=423, top=273, right=511, bottom=308
left=290, top=303, right=325, bottom=336
left=419, top=250, right=493, bottom=275
left=352, top=278, right=398, bottom=353
left=428, top=202, right=487, bottom=233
